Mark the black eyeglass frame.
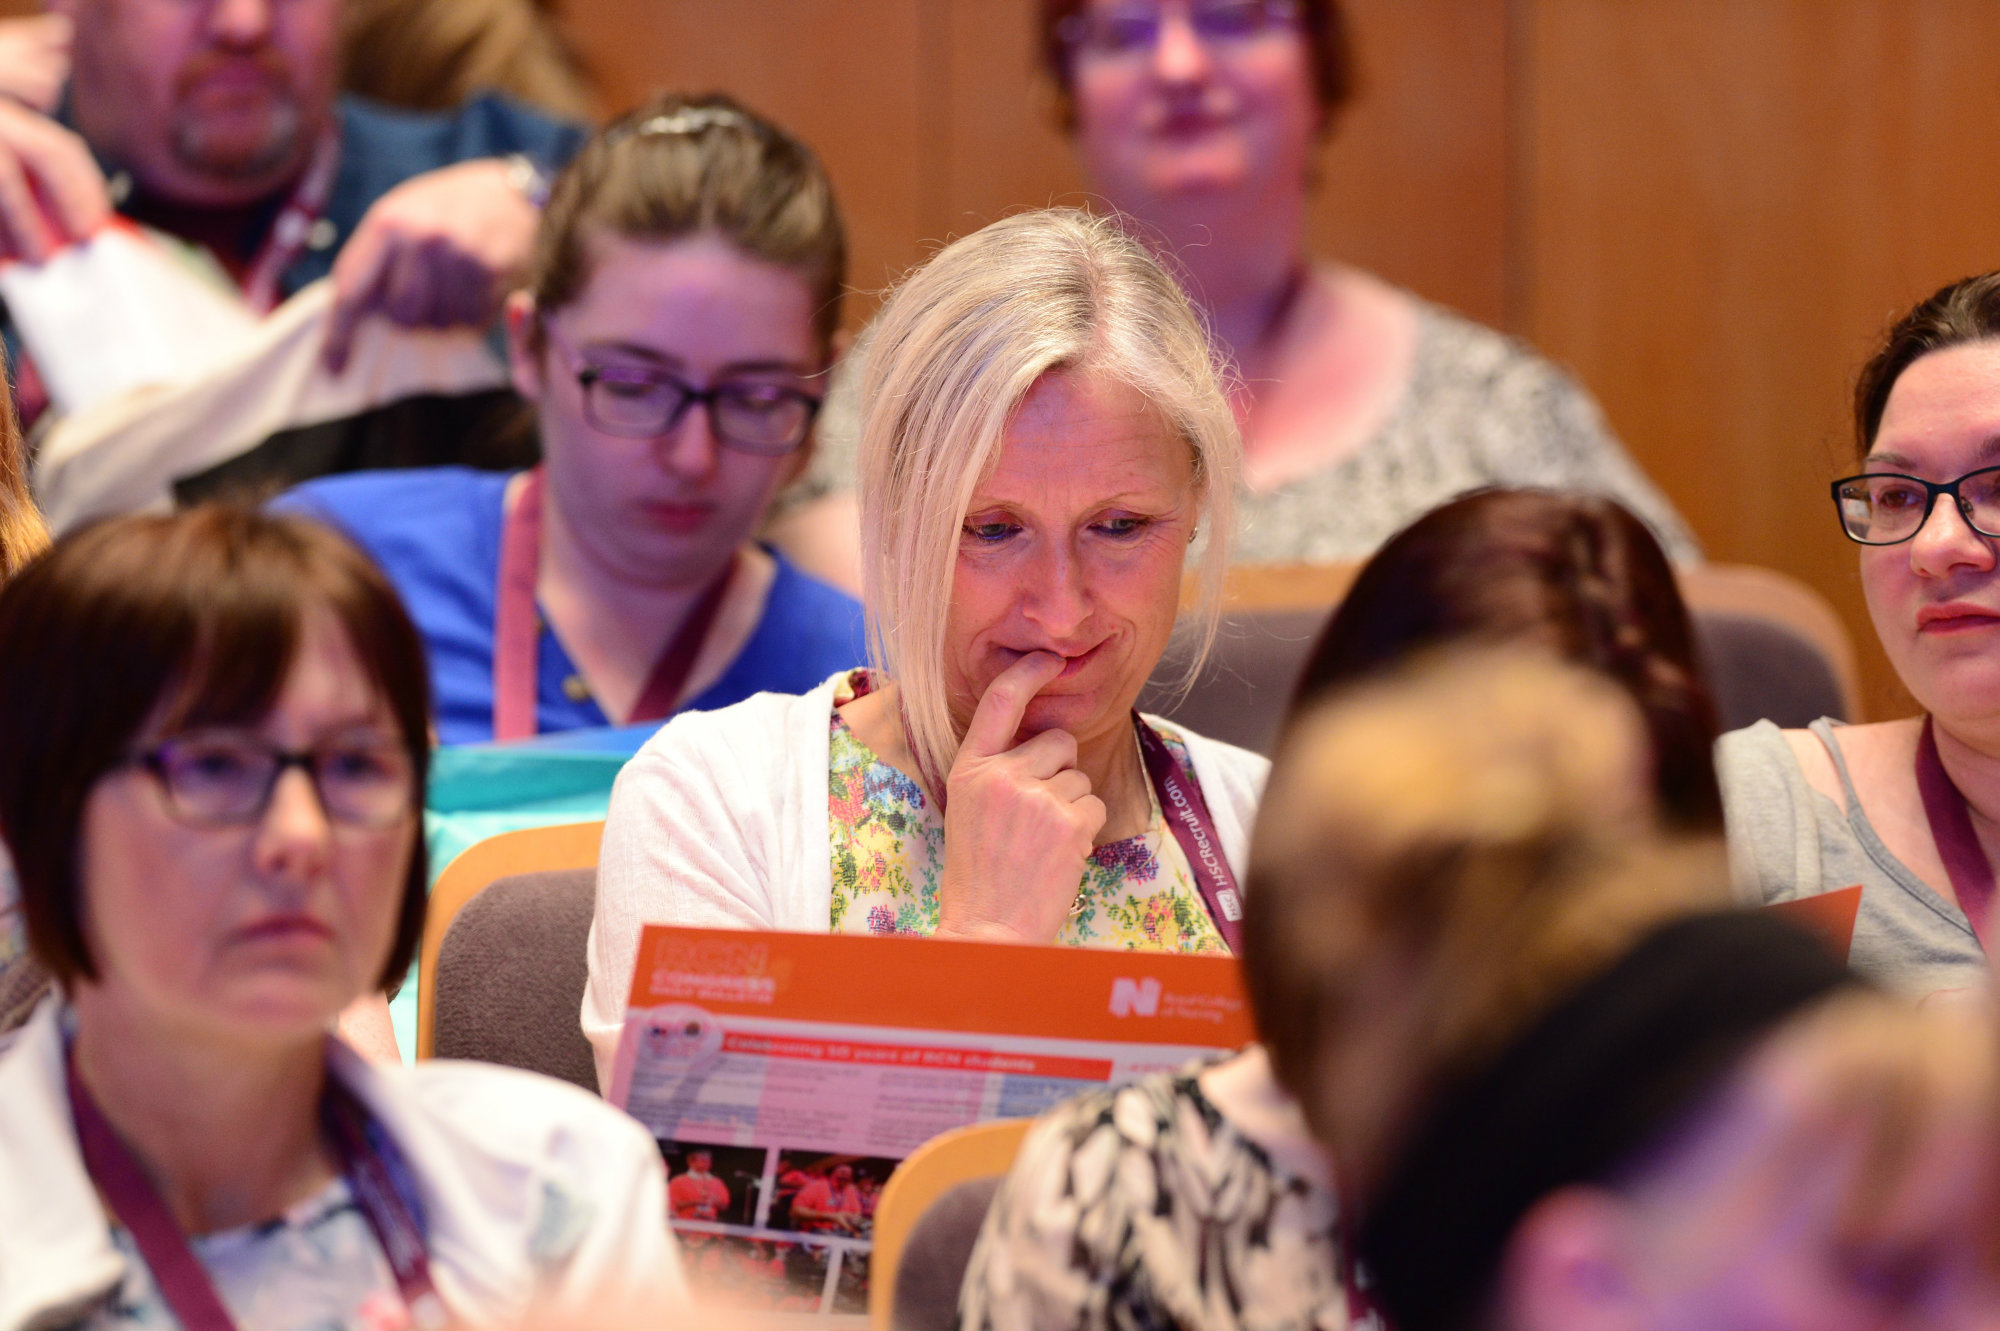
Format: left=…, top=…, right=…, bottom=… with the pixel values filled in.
left=542, top=322, right=823, bottom=457
left=125, top=735, right=417, bottom=830
left=1829, top=465, right=2000, bottom=546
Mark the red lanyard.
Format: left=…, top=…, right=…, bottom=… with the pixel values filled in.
left=492, top=467, right=739, bottom=741
left=240, top=124, right=342, bottom=314
left=65, top=1051, right=444, bottom=1331
left=1914, top=715, right=1995, bottom=952
left=1136, top=715, right=1245, bottom=953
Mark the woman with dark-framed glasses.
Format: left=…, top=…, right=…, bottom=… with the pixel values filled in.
left=1720, top=271, right=2000, bottom=998
left=0, top=506, right=682, bottom=1329
left=279, top=93, right=862, bottom=744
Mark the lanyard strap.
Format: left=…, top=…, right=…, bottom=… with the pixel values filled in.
left=492, top=467, right=739, bottom=741
left=1135, top=715, right=1245, bottom=953
left=1915, top=715, right=1996, bottom=952
left=65, top=1053, right=443, bottom=1331
left=68, top=1058, right=236, bottom=1331
left=491, top=468, right=545, bottom=742
left=240, top=124, right=343, bottom=314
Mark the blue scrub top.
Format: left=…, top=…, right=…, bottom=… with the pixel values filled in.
left=278, top=467, right=866, bottom=743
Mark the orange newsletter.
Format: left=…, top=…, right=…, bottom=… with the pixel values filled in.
left=607, top=926, right=1251, bottom=1320
left=1764, top=884, right=1863, bottom=960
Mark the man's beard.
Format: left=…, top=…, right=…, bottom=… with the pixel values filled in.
left=170, top=96, right=303, bottom=183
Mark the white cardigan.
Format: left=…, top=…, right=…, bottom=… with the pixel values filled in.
left=0, top=1002, right=686, bottom=1331
left=583, top=673, right=1271, bottom=1085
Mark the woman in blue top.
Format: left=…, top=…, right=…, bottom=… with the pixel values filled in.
left=282, top=93, right=863, bottom=744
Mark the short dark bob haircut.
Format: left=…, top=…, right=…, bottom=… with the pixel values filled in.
left=1853, top=270, right=2000, bottom=459
left=1292, top=488, right=1723, bottom=832
left=0, top=506, right=431, bottom=993
left=1038, top=0, right=1356, bottom=133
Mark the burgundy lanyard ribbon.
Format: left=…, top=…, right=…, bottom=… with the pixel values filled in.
left=1914, top=714, right=1996, bottom=953
left=240, top=124, right=343, bottom=315
left=1135, top=715, right=1245, bottom=953
left=492, top=466, right=738, bottom=741
left=66, top=1051, right=443, bottom=1331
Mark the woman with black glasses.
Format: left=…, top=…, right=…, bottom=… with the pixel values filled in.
left=1720, top=271, right=2000, bottom=998
left=0, top=507, right=681, bottom=1328
left=280, top=93, right=862, bottom=743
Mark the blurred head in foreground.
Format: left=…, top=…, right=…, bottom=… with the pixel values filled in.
left=1246, top=650, right=2000, bottom=1331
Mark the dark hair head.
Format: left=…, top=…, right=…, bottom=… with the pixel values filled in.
left=526, top=91, right=846, bottom=353
left=0, top=506, right=430, bottom=992
left=1293, top=488, right=1722, bottom=831
left=1854, top=272, right=2000, bottom=459
left=1358, top=913, right=1856, bottom=1331
left=1037, top=0, right=1355, bottom=133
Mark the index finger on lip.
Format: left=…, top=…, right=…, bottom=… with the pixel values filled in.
left=957, top=651, right=1065, bottom=762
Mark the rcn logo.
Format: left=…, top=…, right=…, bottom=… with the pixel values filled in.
left=1109, top=977, right=1162, bottom=1018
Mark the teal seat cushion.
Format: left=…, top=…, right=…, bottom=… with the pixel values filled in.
left=389, top=734, right=647, bottom=1059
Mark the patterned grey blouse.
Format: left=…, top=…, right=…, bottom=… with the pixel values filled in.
left=957, top=1061, right=1372, bottom=1331
left=778, top=296, right=1699, bottom=567
left=1228, top=302, right=1699, bottom=563
left=0, top=851, right=47, bottom=1050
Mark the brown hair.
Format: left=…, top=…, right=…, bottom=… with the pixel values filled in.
left=0, top=350, right=47, bottom=581
left=338, top=0, right=595, bottom=121
left=1037, top=0, right=1356, bottom=131
left=0, top=507, right=430, bottom=992
left=1853, top=271, right=2000, bottom=458
left=1243, top=650, right=1728, bottom=1199
left=1292, top=489, right=1722, bottom=832
left=525, top=92, right=846, bottom=352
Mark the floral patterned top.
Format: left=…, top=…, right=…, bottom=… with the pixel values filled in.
left=81, top=1177, right=405, bottom=1331
left=826, top=671, right=1228, bottom=953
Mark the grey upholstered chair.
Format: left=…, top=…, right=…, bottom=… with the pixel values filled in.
left=430, top=866, right=600, bottom=1092
left=1140, top=603, right=1852, bottom=758
left=890, top=1177, right=1004, bottom=1331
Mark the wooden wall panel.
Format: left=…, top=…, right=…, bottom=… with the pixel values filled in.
left=1520, top=0, right=2000, bottom=716
left=928, top=0, right=1509, bottom=325
left=556, top=0, right=936, bottom=325
left=1314, top=0, right=1510, bottom=327
left=557, top=0, right=1509, bottom=327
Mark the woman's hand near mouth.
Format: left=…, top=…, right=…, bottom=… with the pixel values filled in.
left=935, top=651, right=1107, bottom=944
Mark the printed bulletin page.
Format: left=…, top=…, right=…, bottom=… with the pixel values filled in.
left=607, top=925, right=1254, bottom=1319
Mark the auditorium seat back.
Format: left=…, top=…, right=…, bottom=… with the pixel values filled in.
left=871, top=1118, right=1032, bottom=1330
left=1139, top=562, right=1861, bottom=754
left=430, top=867, right=600, bottom=1092
left=418, top=819, right=604, bottom=1062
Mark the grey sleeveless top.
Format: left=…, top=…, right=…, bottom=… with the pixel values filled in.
left=1716, top=718, right=1984, bottom=996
